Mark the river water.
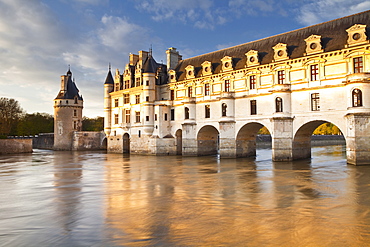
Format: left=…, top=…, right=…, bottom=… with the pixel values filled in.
left=1, top=145, right=370, bottom=246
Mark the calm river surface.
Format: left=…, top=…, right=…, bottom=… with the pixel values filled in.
left=1, top=145, right=370, bottom=246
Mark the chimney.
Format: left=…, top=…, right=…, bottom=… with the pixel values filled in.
left=166, top=47, right=182, bottom=70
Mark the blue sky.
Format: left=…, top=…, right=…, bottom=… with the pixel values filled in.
left=0, top=0, right=369, bottom=117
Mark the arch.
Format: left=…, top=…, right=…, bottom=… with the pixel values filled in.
left=123, top=133, right=130, bottom=153
left=275, top=97, right=283, bottom=112
left=101, top=137, right=107, bottom=150
left=184, top=107, right=189, bottom=119
left=222, top=103, right=227, bottom=117
left=352, top=88, right=363, bottom=107
left=236, top=122, right=271, bottom=158
left=197, top=125, right=219, bottom=156
left=175, top=129, right=182, bottom=155
left=292, top=120, right=345, bottom=160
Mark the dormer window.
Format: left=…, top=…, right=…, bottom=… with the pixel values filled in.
left=245, top=50, right=259, bottom=67
left=201, top=61, right=212, bottom=76
left=273, top=43, right=289, bottom=61
left=221, top=56, right=233, bottom=72
left=169, top=70, right=177, bottom=82
left=304, top=35, right=323, bottom=55
left=185, top=65, right=195, bottom=79
left=346, top=24, right=368, bottom=47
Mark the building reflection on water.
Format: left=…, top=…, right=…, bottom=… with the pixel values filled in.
left=103, top=146, right=370, bottom=246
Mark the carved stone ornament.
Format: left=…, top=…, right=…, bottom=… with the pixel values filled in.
left=221, top=56, right=233, bottom=72
left=201, top=61, right=213, bottom=76
left=304, top=35, right=323, bottom=55
left=245, top=50, right=260, bottom=67
left=185, top=65, right=195, bottom=79
left=346, top=24, right=368, bottom=47
left=273, top=43, right=289, bottom=61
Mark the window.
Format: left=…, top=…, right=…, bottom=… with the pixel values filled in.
left=205, top=105, right=210, bottom=118
left=124, top=94, right=129, bottom=104
left=354, top=57, right=363, bottom=73
left=114, top=99, right=119, bottom=107
left=120, top=81, right=123, bottom=90
left=222, top=103, right=227, bottom=117
left=74, top=110, right=77, bottom=117
left=135, top=112, right=140, bottom=123
left=125, top=80, right=130, bottom=89
left=146, top=80, right=149, bottom=86
left=275, top=97, right=283, bottom=112
left=155, top=114, right=157, bottom=121
left=225, top=80, right=230, bottom=92
left=170, top=90, right=175, bottom=100
left=125, top=110, right=130, bottom=123
left=164, top=113, right=168, bottom=121
left=146, top=96, right=149, bottom=102
left=184, top=107, right=189, bottom=119
left=188, top=87, right=193, bottom=97
left=171, top=109, right=175, bottom=121
left=250, top=100, right=257, bottom=115
left=135, top=77, right=141, bottom=87
left=74, top=97, right=78, bottom=104
left=249, top=75, right=256, bottom=89
left=277, top=70, right=285, bottom=84
left=204, top=84, right=210, bottom=96
left=311, top=93, right=320, bottom=111
left=310, top=64, right=319, bottom=81
left=114, top=114, right=119, bottom=124
left=115, top=83, right=119, bottom=91
left=352, top=88, right=363, bottom=107
left=135, top=94, right=140, bottom=104
left=146, top=116, right=149, bottom=121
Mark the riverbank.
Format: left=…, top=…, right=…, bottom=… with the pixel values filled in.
left=0, top=138, right=32, bottom=154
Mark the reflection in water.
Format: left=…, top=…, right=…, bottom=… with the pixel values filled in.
left=1, top=145, right=370, bottom=246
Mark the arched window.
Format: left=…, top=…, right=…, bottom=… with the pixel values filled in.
left=184, top=107, right=190, bottom=119
left=222, top=103, right=227, bottom=117
left=352, top=88, right=363, bottom=107
left=275, top=97, right=283, bottom=112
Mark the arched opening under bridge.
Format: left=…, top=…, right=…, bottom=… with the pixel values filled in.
left=197, top=125, right=219, bottom=156
left=236, top=123, right=271, bottom=158
left=293, top=121, right=345, bottom=160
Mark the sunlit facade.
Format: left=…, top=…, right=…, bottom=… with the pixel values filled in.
left=104, top=10, right=370, bottom=165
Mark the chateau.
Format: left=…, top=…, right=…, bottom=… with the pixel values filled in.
left=103, top=10, right=370, bottom=165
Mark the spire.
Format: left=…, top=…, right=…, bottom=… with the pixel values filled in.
left=149, top=44, right=153, bottom=57
left=67, top=65, right=72, bottom=76
left=104, top=64, right=114, bottom=85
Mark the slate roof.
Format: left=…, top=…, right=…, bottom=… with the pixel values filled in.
left=55, top=70, right=83, bottom=100
left=174, top=10, right=370, bottom=81
left=143, top=55, right=159, bottom=73
left=104, top=69, right=114, bottom=85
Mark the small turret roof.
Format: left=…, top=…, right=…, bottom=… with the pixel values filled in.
left=55, top=72, right=83, bottom=100
left=104, top=68, right=114, bottom=85
left=143, top=55, right=159, bottom=73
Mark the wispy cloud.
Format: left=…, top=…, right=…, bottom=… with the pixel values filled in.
left=296, top=0, right=370, bottom=25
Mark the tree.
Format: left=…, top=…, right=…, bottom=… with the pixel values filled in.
left=0, top=97, right=24, bottom=137
left=82, top=117, right=104, bottom=131
left=15, top=113, right=54, bottom=136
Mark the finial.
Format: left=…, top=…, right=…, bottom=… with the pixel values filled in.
left=109, top=63, right=111, bottom=71
left=149, top=44, right=153, bottom=56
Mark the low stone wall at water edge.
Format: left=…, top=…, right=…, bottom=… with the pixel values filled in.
left=256, top=134, right=346, bottom=147
left=0, top=138, right=33, bottom=154
left=72, top=131, right=106, bottom=150
left=32, top=133, right=54, bottom=149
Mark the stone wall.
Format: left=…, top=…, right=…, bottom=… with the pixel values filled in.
left=0, top=139, right=33, bottom=154
left=72, top=131, right=105, bottom=150
left=33, top=133, right=54, bottom=149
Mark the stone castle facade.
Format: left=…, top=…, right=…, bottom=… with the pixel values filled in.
left=103, top=10, right=370, bottom=165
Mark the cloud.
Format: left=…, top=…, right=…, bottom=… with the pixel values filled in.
left=296, top=0, right=370, bottom=25
left=0, top=0, right=155, bottom=117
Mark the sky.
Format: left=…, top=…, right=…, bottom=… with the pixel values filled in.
left=0, top=0, right=369, bottom=117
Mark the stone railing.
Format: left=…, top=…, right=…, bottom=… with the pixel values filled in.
left=346, top=72, right=370, bottom=83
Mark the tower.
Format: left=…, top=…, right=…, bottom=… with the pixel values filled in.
left=104, top=65, right=114, bottom=137
left=53, top=68, right=83, bottom=150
